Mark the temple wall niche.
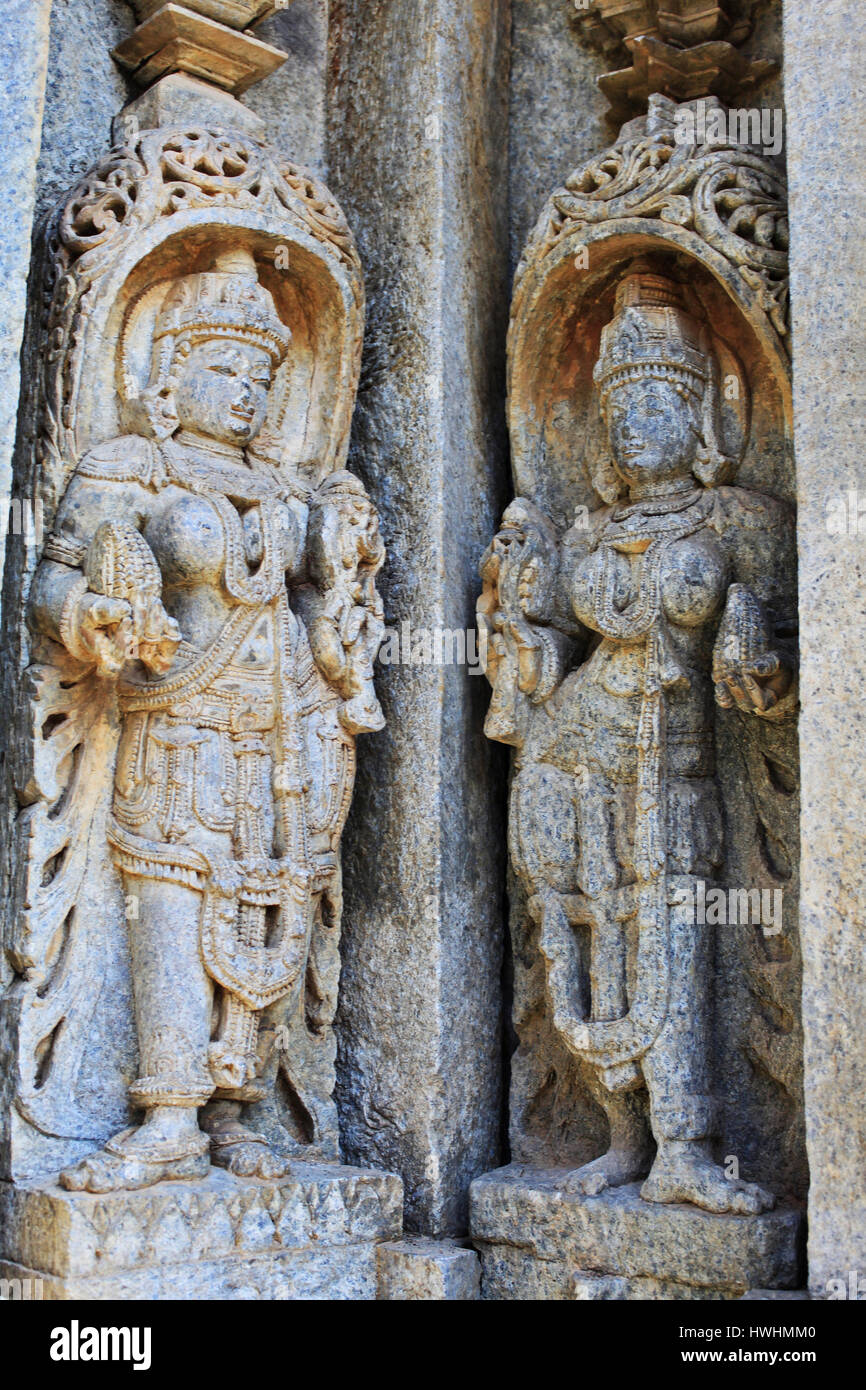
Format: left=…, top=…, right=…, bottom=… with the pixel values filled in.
left=502, top=2, right=801, bottom=1204
left=0, top=0, right=863, bottom=1306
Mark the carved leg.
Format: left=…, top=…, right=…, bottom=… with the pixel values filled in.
left=202, top=905, right=297, bottom=1179
left=640, top=1140, right=775, bottom=1213
left=58, top=1116, right=210, bottom=1192
left=640, top=879, right=774, bottom=1214
left=563, top=1085, right=652, bottom=1195
left=60, top=878, right=214, bottom=1192
left=201, top=1099, right=291, bottom=1179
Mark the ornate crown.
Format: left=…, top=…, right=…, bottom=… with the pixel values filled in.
left=593, top=266, right=709, bottom=399
left=153, top=247, right=291, bottom=366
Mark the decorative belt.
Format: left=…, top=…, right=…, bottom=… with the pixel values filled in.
left=118, top=603, right=264, bottom=713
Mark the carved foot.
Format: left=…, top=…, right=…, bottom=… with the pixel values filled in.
left=59, top=1125, right=210, bottom=1193
left=640, top=1146, right=775, bottom=1214
left=204, top=1118, right=291, bottom=1180
left=563, top=1145, right=651, bottom=1196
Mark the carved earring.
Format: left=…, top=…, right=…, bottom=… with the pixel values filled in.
left=693, top=352, right=734, bottom=488
left=591, top=399, right=627, bottom=504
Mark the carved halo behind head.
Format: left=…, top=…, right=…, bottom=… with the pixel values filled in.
left=505, top=93, right=792, bottom=529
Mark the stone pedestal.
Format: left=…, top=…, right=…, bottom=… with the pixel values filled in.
left=0, top=1163, right=402, bottom=1300
left=470, top=1167, right=805, bottom=1301
left=377, top=1235, right=481, bottom=1300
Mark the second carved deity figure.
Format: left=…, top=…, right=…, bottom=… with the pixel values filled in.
left=28, top=249, right=384, bottom=1191
left=478, top=267, right=796, bottom=1214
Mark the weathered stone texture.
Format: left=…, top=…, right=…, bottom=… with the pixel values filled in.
left=247, top=0, right=328, bottom=176
left=112, top=72, right=269, bottom=142
left=0, top=0, right=861, bottom=1306
left=0, top=1164, right=402, bottom=1299
left=482, top=106, right=803, bottom=1230
left=327, top=0, right=511, bottom=1235
left=509, top=0, right=610, bottom=270
left=783, top=0, right=866, bottom=1298
left=471, top=1167, right=804, bottom=1300
left=377, top=1236, right=480, bottom=1300
left=509, top=0, right=786, bottom=275
left=0, top=1, right=52, bottom=578
left=32, top=0, right=134, bottom=222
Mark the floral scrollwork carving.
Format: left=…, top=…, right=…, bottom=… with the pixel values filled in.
left=516, top=95, right=789, bottom=341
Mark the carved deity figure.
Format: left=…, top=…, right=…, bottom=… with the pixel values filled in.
left=479, top=266, right=796, bottom=1214
left=26, top=248, right=384, bottom=1191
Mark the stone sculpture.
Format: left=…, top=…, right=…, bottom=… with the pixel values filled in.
left=476, top=92, right=801, bottom=1232
left=480, top=262, right=796, bottom=1212
left=1, top=125, right=381, bottom=1193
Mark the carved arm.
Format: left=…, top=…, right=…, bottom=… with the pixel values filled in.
left=29, top=472, right=179, bottom=678
left=295, top=476, right=386, bottom=735
left=710, top=488, right=799, bottom=720
left=477, top=497, right=575, bottom=746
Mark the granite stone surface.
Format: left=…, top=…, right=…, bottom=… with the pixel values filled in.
left=471, top=1166, right=805, bottom=1300
left=32, top=0, right=135, bottom=223
left=247, top=0, right=328, bottom=176
left=0, top=1, right=52, bottom=599
left=327, top=0, right=511, bottom=1235
left=783, top=0, right=866, bottom=1299
left=377, top=1235, right=481, bottom=1300
left=0, top=0, right=862, bottom=1304
left=0, top=1163, right=403, bottom=1299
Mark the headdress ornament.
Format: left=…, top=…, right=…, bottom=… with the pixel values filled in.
left=593, top=265, right=708, bottom=402
left=153, top=247, right=291, bottom=366
left=588, top=262, right=738, bottom=499
left=314, top=470, right=370, bottom=504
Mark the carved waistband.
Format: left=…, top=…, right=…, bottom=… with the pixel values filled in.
left=107, top=819, right=309, bottom=899
left=118, top=602, right=273, bottom=714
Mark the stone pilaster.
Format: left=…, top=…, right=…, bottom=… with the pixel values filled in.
left=0, top=1, right=52, bottom=598
left=248, top=0, right=329, bottom=176
left=784, top=0, right=866, bottom=1298
left=327, top=0, right=511, bottom=1234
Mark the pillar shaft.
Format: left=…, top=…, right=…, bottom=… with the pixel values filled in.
left=327, top=0, right=511, bottom=1234
left=784, top=0, right=866, bottom=1295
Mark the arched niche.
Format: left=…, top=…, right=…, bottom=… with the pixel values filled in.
left=32, top=127, right=364, bottom=526
left=507, top=222, right=792, bottom=532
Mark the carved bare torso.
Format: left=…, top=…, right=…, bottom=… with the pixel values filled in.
left=553, top=496, right=728, bottom=764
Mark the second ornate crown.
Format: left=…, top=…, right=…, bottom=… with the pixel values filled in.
left=593, top=267, right=710, bottom=400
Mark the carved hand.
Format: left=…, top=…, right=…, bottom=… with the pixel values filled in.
left=134, top=597, right=182, bottom=675
left=713, top=583, right=792, bottom=715
left=487, top=498, right=560, bottom=627
left=79, top=517, right=181, bottom=676
left=714, top=649, right=791, bottom=714
left=74, top=592, right=135, bottom=678
left=64, top=589, right=180, bottom=679
left=491, top=525, right=532, bottom=622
